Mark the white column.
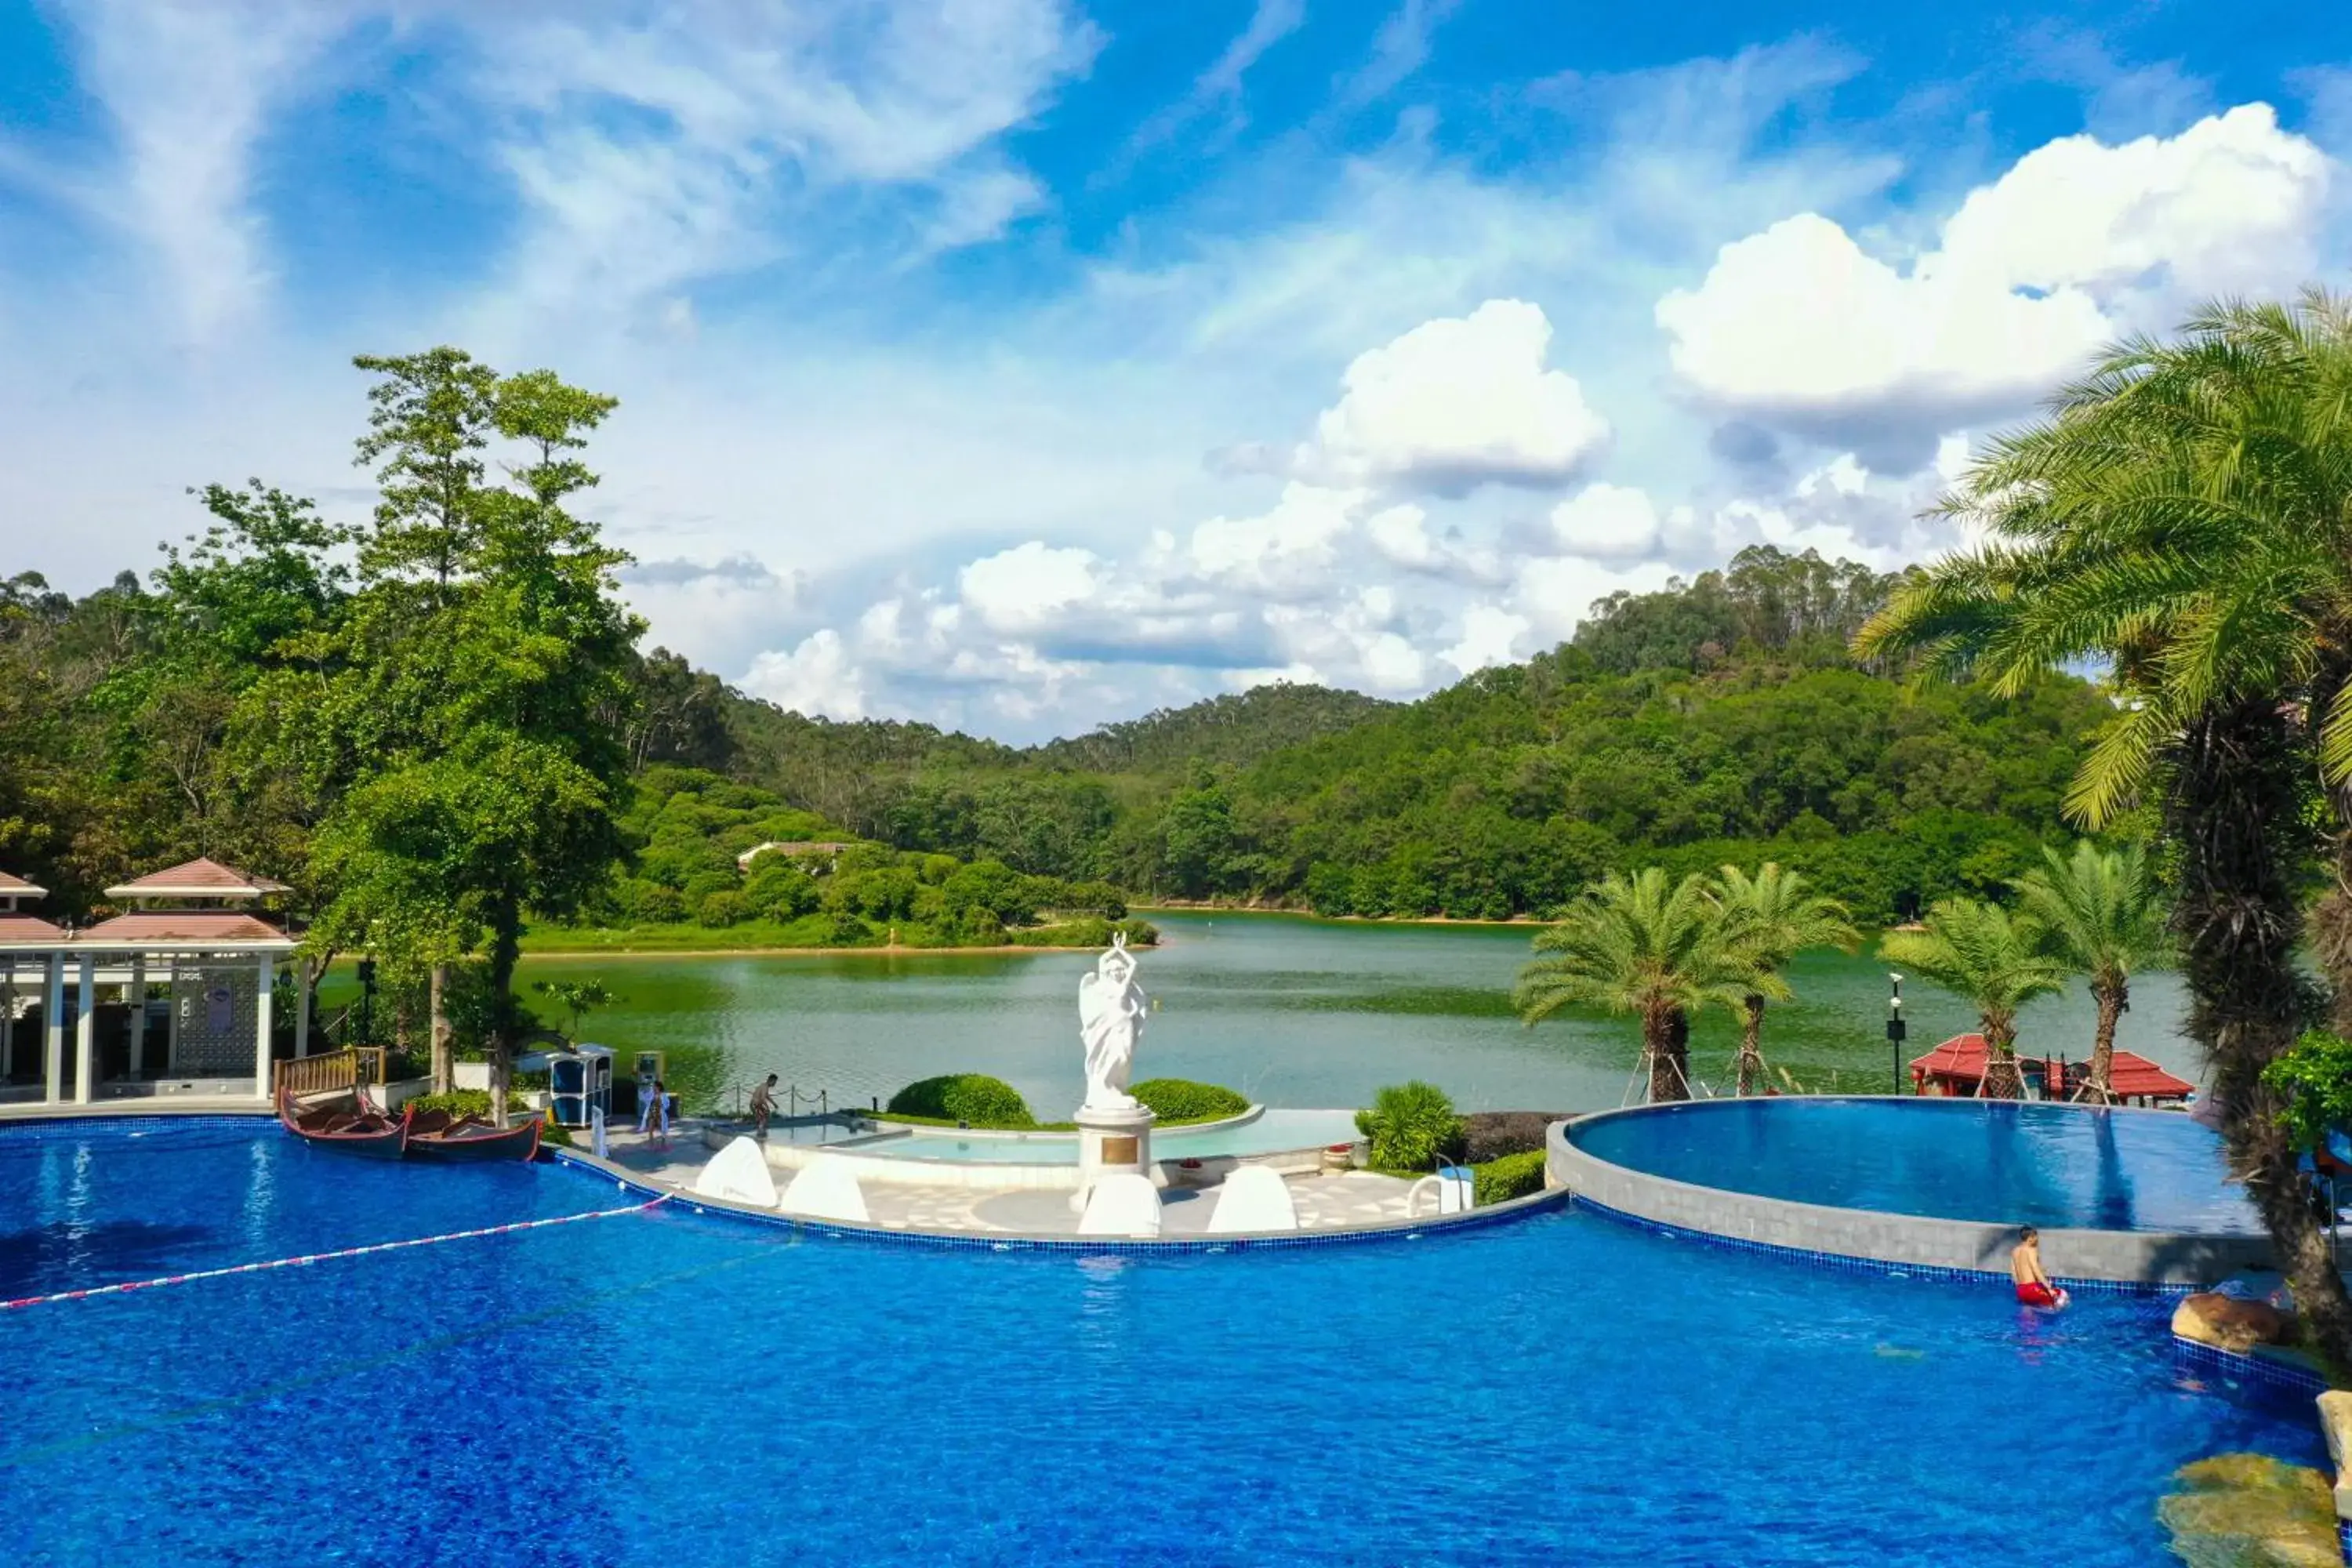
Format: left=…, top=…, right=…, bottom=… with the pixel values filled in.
left=43, top=953, right=65, bottom=1104
left=253, top=953, right=275, bottom=1102
left=294, top=958, right=311, bottom=1058
left=165, top=956, right=180, bottom=1073
left=129, top=953, right=147, bottom=1079
left=72, top=954, right=95, bottom=1104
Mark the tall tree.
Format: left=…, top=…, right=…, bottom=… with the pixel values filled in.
left=1711, top=862, right=1859, bottom=1095
left=1880, top=900, right=2067, bottom=1097
left=313, top=349, right=640, bottom=1125
left=2010, top=842, right=2172, bottom=1104
left=1514, top=867, right=1771, bottom=1102
left=1854, top=291, right=2352, bottom=1366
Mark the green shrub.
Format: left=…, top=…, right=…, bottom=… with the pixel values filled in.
left=1355, top=1080, right=1464, bottom=1171
left=1131, top=1078, right=1249, bottom=1124
left=885, top=1073, right=1036, bottom=1129
left=698, top=890, right=752, bottom=927
left=405, top=1089, right=539, bottom=1119
left=1472, top=1149, right=1548, bottom=1206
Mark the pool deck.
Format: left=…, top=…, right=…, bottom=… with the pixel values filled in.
left=586, top=1120, right=1432, bottom=1236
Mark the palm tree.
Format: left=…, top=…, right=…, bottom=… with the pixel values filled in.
left=1854, top=291, right=2352, bottom=1364
left=1879, top=900, right=2067, bottom=1098
left=2010, top=843, right=2173, bottom=1104
left=1712, top=863, right=1859, bottom=1095
left=1514, top=867, right=1773, bottom=1102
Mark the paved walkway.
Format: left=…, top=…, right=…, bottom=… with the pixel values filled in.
left=591, top=1120, right=1423, bottom=1237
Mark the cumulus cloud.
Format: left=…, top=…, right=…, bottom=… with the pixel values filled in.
left=1289, top=299, right=1610, bottom=495
left=1546, top=482, right=1668, bottom=559
left=958, top=540, right=1103, bottom=633
left=742, top=629, right=867, bottom=720
left=1657, top=105, right=2334, bottom=460
left=1442, top=604, right=1530, bottom=676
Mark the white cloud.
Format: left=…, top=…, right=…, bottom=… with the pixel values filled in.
left=1442, top=604, right=1530, bottom=675
left=742, top=629, right=868, bottom=720
left=1186, top=482, right=1363, bottom=592
left=1657, top=105, right=2335, bottom=455
left=1291, top=299, right=1610, bottom=495
left=958, top=541, right=1103, bottom=633
left=1124, top=0, right=1306, bottom=155
left=1546, top=482, right=1665, bottom=559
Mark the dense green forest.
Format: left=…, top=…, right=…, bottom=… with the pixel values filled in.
left=708, top=548, right=2122, bottom=926
left=2, top=541, right=2118, bottom=936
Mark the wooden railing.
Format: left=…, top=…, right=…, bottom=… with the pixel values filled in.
left=355, top=1047, right=386, bottom=1084
left=274, top=1047, right=360, bottom=1102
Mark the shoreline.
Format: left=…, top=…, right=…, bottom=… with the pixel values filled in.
left=1134, top=902, right=1540, bottom=929
left=518, top=942, right=1138, bottom=960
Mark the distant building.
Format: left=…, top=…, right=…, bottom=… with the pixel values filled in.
left=736, top=840, right=853, bottom=873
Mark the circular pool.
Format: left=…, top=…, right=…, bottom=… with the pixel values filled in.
left=1551, top=1098, right=2275, bottom=1285
left=0, top=1116, right=2321, bottom=1565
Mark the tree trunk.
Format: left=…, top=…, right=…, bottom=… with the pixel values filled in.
left=1980, top=1016, right=2026, bottom=1099
left=2172, top=698, right=2352, bottom=1372
left=1737, top=994, right=1766, bottom=1096
left=428, top=963, right=452, bottom=1096
left=486, top=904, right=521, bottom=1131
left=2082, top=981, right=2123, bottom=1105
left=1644, top=1005, right=1690, bottom=1103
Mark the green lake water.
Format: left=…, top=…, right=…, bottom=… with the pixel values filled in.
left=494, top=911, right=2205, bottom=1118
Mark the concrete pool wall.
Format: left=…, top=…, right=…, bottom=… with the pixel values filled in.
left=1545, top=1102, right=2278, bottom=1287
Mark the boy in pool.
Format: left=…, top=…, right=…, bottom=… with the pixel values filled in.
left=2011, top=1226, right=2069, bottom=1308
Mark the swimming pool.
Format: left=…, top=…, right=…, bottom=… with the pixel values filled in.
left=1570, top=1098, right=2264, bottom=1234
left=0, top=1117, right=2319, bottom=1566
left=852, top=1108, right=1362, bottom=1163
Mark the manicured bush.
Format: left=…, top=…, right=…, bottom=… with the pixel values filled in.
left=1131, top=1078, right=1249, bottom=1123
left=1459, top=1111, right=1573, bottom=1163
left=405, top=1089, right=540, bottom=1120
left=1355, top=1080, right=1465, bottom=1171
left=885, top=1073, right=1036, bottom=1129
left=1473, top=1149, right=1548, bottom=1206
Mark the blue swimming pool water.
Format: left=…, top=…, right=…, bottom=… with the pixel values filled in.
left=0, top=1117, right=2318, bottom=1566
left=1572, top=1098, right=2265, bottom=1233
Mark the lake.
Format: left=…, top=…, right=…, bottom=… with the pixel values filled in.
left=503, top=911, right=2205, bottom=1119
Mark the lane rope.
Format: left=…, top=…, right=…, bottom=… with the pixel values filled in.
left=0, top=1192, right=672, bottom=1312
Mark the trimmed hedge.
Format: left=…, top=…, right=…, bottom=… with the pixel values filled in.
left=1460, top=1111, right=1574, bottom=1164
left=1355, top=1080, right=1465, bottom=1171
left=1472, top=1149, right=1548, bottom=1206
left=1131, top=1078, right=1248, bottom=1124
left=402, top=1090, right=570, bottom=1145
left=884, top=1073, right=1036, bottom=1129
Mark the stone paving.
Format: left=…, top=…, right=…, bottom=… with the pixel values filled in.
left=589, top=1119, right=1422, bottom=1237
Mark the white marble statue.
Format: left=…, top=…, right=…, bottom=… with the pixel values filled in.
left=1076, top=934, right=1149, bottom=1114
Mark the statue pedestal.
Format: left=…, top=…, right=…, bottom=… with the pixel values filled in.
left=1069, top=1102, right=1157, bottom=1213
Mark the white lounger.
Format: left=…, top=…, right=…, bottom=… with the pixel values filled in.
left=1206, top=1166, right=1299, bottom=1235
left=779, top=1156, right=871, bottom=1224
left=1078, top=1173, right=1163, bottom=1238
left=691, top=1135, right=779, bottom=1208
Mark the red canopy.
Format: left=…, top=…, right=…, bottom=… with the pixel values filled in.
left=1908, top=1033, right=2193, bottom=1102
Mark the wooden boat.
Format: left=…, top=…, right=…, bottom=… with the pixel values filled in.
left=277, top=1087, right=411, bottom=1160
left=406, top=1109, right=544, bottom=1163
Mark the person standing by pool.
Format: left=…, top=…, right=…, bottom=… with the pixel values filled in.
left=750, top=1074, right=779, bottom=1140
left=2011, top=1227, right=2068, bottom=1308
left=640, top=1077, right=670, bottom=1146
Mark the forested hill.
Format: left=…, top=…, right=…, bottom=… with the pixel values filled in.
left=3, top=542, right=2114, bottom=930
left=684, top=546, right=2115, bottom=927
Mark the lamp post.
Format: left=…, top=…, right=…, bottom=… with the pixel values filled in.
left=1886, top=973, right=1907, bottom=1094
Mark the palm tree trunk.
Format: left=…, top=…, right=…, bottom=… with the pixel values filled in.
left=2172, top=698, right=2352, bottom=1371
left=2082, top=980, right=2122, bottom=1105
left=428, top=963, right=452, bottom=1096
left=1980, top=1016, right=2025, bottom=1099
left=1645, top=1005, right=1690, bottom=1103
left=1737, top=994, right=1766, bottom=1096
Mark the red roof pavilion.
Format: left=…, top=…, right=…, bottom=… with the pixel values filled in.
left=1909, top=1032, right=2193, bottom=1104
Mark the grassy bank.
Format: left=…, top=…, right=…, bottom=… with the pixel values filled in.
left=521, top=914, right=1157, bottom=956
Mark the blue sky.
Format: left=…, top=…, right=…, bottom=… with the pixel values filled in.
left=1, top=1, right=2347, bottom=739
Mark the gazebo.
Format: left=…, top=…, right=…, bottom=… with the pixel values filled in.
left=1908, top=1032, right=2194, bottom=1106
left=0, top=858, right=306, bottom=1105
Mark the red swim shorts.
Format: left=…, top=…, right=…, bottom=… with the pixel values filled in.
left=2016, top=1281, right=2063, bottom=1308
